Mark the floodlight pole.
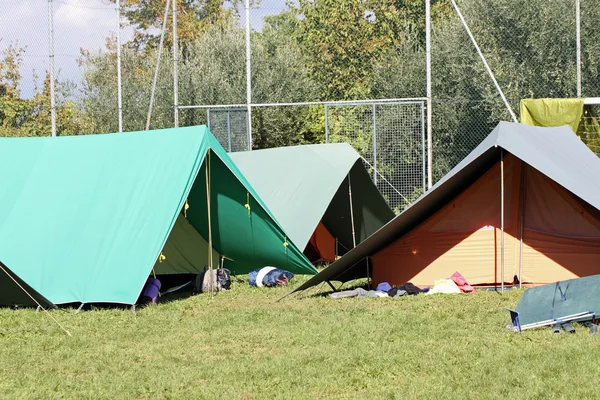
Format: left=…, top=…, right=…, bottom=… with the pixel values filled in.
left=47, top=0, right=56, bottom=137
left=116, top=0, right=123, bottom=132
left=146, top=0, right=171, bottom=130
left=245, top=0, right=253, bottom=150
left=450, top=0, right=518, bottom=123
left=425, top=0, right=432, bottom=188
left=576, top=0, right=582, bottom=97
left=500, top=149, right=505, bottom=293
left=173, top=0, right=179, bottom=127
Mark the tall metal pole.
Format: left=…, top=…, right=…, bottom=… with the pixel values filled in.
left=348, top=174, right=357, bottom=248
left=425, top=0, right=432, bottom=188
left=372, top=104, right=377, bottom=185
left=48, top=0, right=56, bottom=137
left=324, top=104, right=329, bottom=143
left=450, top=0, right=518, bottom=123
left=173, top=0, right=179, bottom=127
left=245, top=0, right=252, bottom=150
left=227, top=110, right=232, bottom=152
left=245, top=0, right=253, bottom=150
left=146, top=0, right=171, bottom=130
left=116, top=0, right=123, bottom=132
left=421, top=102, right=426, bottom=193
left=576, top=0, right=582, bottom=97
left=500, top=149, right=505, bottom=293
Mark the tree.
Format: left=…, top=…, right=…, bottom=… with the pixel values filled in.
left=80, top=23, right=318, bottom=147
left=116, top=0, right=240, bottom=53
left=273, top=0, right=449, bottom=101
left=0, top=42, right=91, bottom=137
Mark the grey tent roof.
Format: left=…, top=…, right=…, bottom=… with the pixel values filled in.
left=230, top=143, right=394, bottom=252
left=289, top=122, right=600, bottom=295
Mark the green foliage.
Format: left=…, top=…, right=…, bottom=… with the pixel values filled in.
left=0, top=43, right=92, bottom=137
left=116, top=0, right=240, bottom=53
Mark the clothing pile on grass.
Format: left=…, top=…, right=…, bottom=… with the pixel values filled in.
left=329, top=271, right=474, bottom=299
left=329, top=282, right=425, bottom=299
left=426, top=272, right=474, bottom=295
left=249, top=266, right=295, bottom=287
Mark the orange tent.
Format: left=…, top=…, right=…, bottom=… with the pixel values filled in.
left=304, top=222, right=337, bottom=263
left=372, top=153, right=600, bottom=286
left=290, top=122, right=600, bottom=295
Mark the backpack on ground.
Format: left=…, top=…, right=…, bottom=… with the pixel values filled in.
left=192, top=267, right=231, bottom=293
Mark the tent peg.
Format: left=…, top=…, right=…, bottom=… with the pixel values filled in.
left=75, top=303, right=85, bottom=315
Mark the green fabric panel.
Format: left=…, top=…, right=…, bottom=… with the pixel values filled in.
left=230, top=143, right=393, bottom=250
left=153, top=214, right=220, bottom=275
left=321, top=161, right=395, bottom=254
left=186, top=152, right=316, bottom=275
left=515, top=275, right=600, bottom=326
left=0, top=126, right=209, bottom=305
left=520, top=98, right=584, bottom=132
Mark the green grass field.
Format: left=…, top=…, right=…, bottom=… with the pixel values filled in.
left=0, top=277, right=598, bottom=399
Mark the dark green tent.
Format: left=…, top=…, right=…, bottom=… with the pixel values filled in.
left=230, top=143, right=395, bottom=261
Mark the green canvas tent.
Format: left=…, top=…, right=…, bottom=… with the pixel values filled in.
left=0, top=125, right=316, bottom=306
left=230, top=143, right=395, bottom=262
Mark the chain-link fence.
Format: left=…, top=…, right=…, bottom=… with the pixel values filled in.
left=326, top=101, right=426, bottom=213
left=1, top=0, right=599, bottom=201
left=207, top=108, right=250, bottom=152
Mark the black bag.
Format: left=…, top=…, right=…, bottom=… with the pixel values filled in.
left=216, top=268, right=231, bottom=290
left=398, top=282, right=423, bottom=295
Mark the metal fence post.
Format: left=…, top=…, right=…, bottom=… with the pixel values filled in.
left=421, top=101, right=426, bottom=193
left=425, top=0, right=432, bottom=188
left=227, top=110, right=232, bottom=152
left=372, top=103, right=377, bottom=185
left=47, top=0, right=56, bottom=137
left=173, top=0, right=179, bottom=127
left=324, top=104, right=329, bottom=143
left=245, top=0, right=252, bottom=150
left=116, top=0, right=123, bottom=132
left=576, top=0, right=581, bottom=97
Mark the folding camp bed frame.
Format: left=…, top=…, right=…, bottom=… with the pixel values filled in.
left=506, top=309, right=598, bottom=334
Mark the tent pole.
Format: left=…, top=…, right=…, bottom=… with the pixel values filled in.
left=519, top=163, right=525, bottom=289
left=206, top=152, right=214, bottom=298
left=500, top=149, right=505, bottom=294
left=348, top=174, right=356, bottom=248
left=366, top=257, right=371, bottom=289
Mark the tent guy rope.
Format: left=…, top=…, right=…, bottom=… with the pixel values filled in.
left=0, top=263, right=71, bottom=337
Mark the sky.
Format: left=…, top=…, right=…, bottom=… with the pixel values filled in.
left=0, top=0, right=290, bottom=99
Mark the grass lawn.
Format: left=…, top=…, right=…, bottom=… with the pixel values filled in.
left=0, top=276, right=598, bottom=399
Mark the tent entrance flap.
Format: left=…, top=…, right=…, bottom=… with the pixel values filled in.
left=304, top=222, right=336, bottom=263
left=152, top=214, right=221, bottom=275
